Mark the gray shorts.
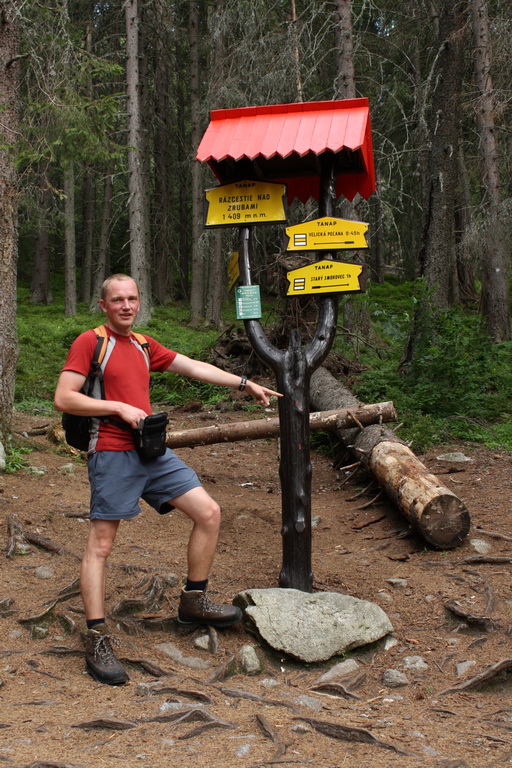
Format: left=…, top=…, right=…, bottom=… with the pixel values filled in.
left=88, top=449, right=202, bottom=520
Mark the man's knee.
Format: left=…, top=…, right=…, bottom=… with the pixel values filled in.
left=174, top=488, right=221, bottom=529
left=86, top=521, right=118, bottom=560
left=91, top=538, right=115, bottom=560
left=200, top=498, right=221, bottom=530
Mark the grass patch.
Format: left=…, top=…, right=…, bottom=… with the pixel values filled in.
left=3, top=443, right=32, bottom=473
left=15, top=295, right=235, bottom=406
left=14, top=278, right=512, bottom=453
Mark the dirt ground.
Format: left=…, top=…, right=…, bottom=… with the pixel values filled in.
left=1, top=399, right=511, bottom=768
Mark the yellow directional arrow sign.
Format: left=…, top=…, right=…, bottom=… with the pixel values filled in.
left=205, top=180, right=287, bottom=227
left=285, top=217, right=369, bottom=251
left=286, top=260, right=367, bottom=296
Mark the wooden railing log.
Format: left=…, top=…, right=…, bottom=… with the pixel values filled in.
left=165, top=403, right=397, bottom=449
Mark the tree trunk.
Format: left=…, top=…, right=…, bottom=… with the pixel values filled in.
left=178, top=167, right=190, bottom=299
left=63, top=162, right=77, bottom=317
left=205, top=229, right=224, bottom=327
left=80, top=164, right=95, bottom=304
left=455, top=141, right=477, bottom=303
left=412, top=33, right=430, bottom=243
left=372, top=182, right=384, bottom=283
left=31, top=179, right=52, bottom=304
left=333, top=0, right=355, bottom=100
left=176, top=53, right=189, bottom=301
left=403, top=0, right=467, bottom=367
left=333, top=0, right=356, bottom=228
left=310, top=367, right=470, bottom=549
left=125, top=0, right=151, bottom=323
left=289, top=0, right=303, bottom=100
left=79, top=20, right=94, bottom=304
left=420, top=0, right=466, bottom=309
left=90, top=168, right=113, bottom=311
left=189, top=0, right=204, bottom=324
left=332, top=0, right=368, bottom=340
left=0, top=1, right=20, bottom=442
left=138, top=9, right=152, bottom=301
left=471, top=0, right=510, bottom=341
left=153, top=16, right=173, bottom=304
left=204, top=0, right=226, bottom=325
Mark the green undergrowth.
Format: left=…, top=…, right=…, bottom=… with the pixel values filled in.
left=15, top=287, right=245, bottom=408
left=3, top=443, right=32, bottom=473
left=335, top=280, right=512, bottom=452
left=14, top=279, right=512, bottom=452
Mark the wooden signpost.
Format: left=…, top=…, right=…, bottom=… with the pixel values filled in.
left=197, top=100, right=377, bottom=592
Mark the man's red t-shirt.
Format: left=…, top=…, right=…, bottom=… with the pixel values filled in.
left=62, top=327, right=176, bottom=452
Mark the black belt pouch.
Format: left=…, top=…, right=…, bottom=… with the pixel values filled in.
left=134, top=412, right=168, bottom=459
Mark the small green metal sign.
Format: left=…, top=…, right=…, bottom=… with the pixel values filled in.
left=235, top=285, right=262, bottom=320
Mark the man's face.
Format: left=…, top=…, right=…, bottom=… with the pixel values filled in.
left=99, top=279, right=140, bottom=335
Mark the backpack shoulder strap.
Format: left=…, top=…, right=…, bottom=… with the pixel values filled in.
left=130, top=331, right=151, bottom=368
left=84, top=325, right=110, bottom=398
left=92, top=325, right=109, bottom=369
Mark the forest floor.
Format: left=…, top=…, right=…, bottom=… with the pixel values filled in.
left=1, top=398, right=511, bottom=768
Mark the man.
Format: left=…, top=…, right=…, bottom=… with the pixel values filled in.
left=54, top=273, right=280, bottom=686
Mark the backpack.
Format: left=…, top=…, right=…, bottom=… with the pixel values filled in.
left=61, top=325, right=150, bottom=451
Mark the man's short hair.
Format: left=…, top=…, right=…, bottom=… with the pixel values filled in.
left=101, top=274, right=139, bottom=300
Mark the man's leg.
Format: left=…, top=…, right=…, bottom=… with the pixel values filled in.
left=170, top=486, right=242, bottom=627
left=81, top=519, right=119, bottom=620
left=170, top=486, right=220, bottom=581
left=80, top=519, right=128, bottom=685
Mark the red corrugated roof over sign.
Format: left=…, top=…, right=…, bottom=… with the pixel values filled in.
left=196, top=98, right=375, bottom=203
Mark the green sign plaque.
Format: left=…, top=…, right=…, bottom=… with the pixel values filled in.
left=235, top=285, right=262, bottom=320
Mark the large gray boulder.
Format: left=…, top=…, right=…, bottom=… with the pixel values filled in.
left=235, top=588, right=393, bottom=663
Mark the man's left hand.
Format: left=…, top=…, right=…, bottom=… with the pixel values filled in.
left=245, top=381, right=282, bottom=407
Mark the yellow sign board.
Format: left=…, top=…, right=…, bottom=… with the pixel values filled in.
left=227, top=251, right=239, bottom=292
left=285, top=217, right=369, bottom=251
left=286, top=260, right=366, bottom=296
left=205, top=180, right=287, bottom=227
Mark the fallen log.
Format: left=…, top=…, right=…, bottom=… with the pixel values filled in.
left=310, top=367, right=470, bottom=549
left=165, top=403, right=397, bottom=448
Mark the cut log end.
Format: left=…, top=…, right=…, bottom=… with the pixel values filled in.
left=415, top=494, right=471, bottom=549
left=369, top=440, right=470, bottom=550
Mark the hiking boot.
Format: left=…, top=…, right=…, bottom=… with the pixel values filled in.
left=177, top=589, right=243, bottom=628
left=81, top=623, right=129, bottom=685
